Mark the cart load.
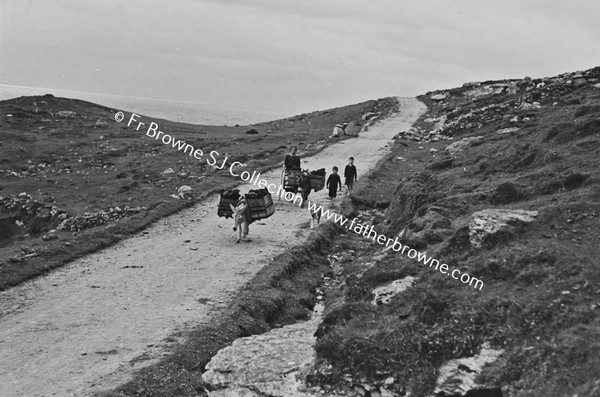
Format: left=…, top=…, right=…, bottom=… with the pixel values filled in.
left=217, top=189, right=241, bottom=218
left=217, top=188, right=275, bottom=221
left=308, top=168, right=326, bottom=191
left=283, top=169, right=302, bottom=193
left=245, top=188, right=275, bottom=220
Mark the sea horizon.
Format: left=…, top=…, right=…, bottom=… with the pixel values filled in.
left=0, top=84, right=292, bottom=126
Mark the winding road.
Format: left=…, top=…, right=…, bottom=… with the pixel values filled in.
left=0, top=97, right=426, bottom=396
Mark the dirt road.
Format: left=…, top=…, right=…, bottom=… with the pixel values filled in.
left=0, top=97, right=425, bottom=396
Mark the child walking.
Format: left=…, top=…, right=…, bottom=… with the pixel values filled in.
left=344, top=157, right=357, bottom=195
left=326, top=166, right=342, bottom=202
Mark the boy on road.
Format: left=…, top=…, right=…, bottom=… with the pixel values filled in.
left=344, top=157, right=357, bottom=195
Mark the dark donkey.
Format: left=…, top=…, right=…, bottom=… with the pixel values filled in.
left=298, top=169, right=312, bottom=208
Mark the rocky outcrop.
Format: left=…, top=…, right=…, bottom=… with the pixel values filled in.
left=202, top=305, right=325, bottom=397
left=371, top=276, right=415, bottom=305
left=433, top=342, right=504, bottom=396
left=469, top=209, right=538, bottom=248
left=423, top=67, right=600, bottom=138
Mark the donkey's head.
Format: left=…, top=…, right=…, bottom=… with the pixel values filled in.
left=229, top=202, right=247, bottom=231
left=230, top=200, right=249, bottom=243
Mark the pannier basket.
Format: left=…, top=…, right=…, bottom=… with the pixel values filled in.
left=217, top=189, right=241, bottom=218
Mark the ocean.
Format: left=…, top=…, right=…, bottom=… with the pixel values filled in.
left=0, top=85, right=291, bottom=126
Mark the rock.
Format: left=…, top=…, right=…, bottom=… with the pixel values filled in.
left=177, top=185, right=193, bottom=199
left=444, top=136, right=484, bottom=157
left=202, top=305, right=324, bottom=396
left=372, top=276, right=415, bottom=305
left=362, top=112, right=380, bottom=121
left=594, top=83, right=600, bottom=89
left=246, top=129, right=259, bottom=134
left=429, top=148, right=438, bottom=153
left=94, top=120, right=108, bottom=128
left=497, top=127, right=520, bottom=134
left=573, top=78, right=588, bottom=87
left=42, top=234, right=59, bottom=241
left=57, top=110, right=76, bottom=118
left=161, top=167, right=175, bottom=175
left=431, top=93, right=449, bottom=101
left=433, top=342, right=504, bottom=397
left=469, top=209, right=538, bottom=248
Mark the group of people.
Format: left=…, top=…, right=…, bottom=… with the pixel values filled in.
left=283, top=146, right=358, bottom=202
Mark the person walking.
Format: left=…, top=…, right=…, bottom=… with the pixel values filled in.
left=281, top=146, right=302, bottom=197
left=283, top=146, right=301, bottom=171
left=326, top=166, right=342, bottom=202
left=344, top=157, right=357, bottom=195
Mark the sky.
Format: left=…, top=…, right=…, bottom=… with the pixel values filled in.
left=1, top=0, right=599, bottom=114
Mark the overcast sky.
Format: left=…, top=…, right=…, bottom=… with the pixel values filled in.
left=1, top=0, right=599, bottom=114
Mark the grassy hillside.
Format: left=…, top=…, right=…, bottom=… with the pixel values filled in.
left=309, top=68, right=600, bottom=396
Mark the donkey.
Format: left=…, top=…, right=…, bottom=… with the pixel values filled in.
left=229, top=199, right=250, bottom=243
left=298, top=170, right=312, bottom=208
left=308, top=201, right=322, bottom=229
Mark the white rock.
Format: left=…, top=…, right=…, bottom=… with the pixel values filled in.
left=162, top=167, right=175, bottom=175
left=177, top=185, right=193, bottom=199
left=372, top=276, right=415, bottom=305
left=469, top=209, right=538, bottom=248
left=433, top=342, right=504, bottom=396
left=444, top=136, right=484, bottom=157
left=203, top=305, right=324, bottom=396
left=430, top=93, right=448, bottom=101
left=496, top=127, right=520, bottom=134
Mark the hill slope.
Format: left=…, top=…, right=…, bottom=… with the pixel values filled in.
left=308, top=67, right=600, bottom=396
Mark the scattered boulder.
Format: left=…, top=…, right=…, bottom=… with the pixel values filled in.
left=57, top=110, right=76, bottom=118
left=362, top=112, right=380, bottom=121
left=245, top=128, right=259, bottom=135
left=496, top=127, right=520, bottom=134
left=161, top=167, right=175, bottom=176
left=57, top=205, right=146, bottom=232
left=431, top=93, right=449, bottom=101
left=371, top=276, right=415, bottom=305
left=177, top=185, right=193, bottom=199
left=202, top=306, right=324, bottom=396
left=469, top=209, right=538, bottom=248
left=444, top=136, right=484, bottom=157
left=93, top=119, right=108, bottom=128
left=433, top=342, right=504, bottom=396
